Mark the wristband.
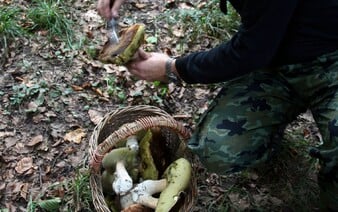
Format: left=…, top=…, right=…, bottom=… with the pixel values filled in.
left=165, top=58, right=182, bottom=85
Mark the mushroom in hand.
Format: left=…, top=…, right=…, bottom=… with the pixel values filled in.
left=99, top=24, right=145, bottom=65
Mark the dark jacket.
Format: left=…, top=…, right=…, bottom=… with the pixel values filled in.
left=175, top=0, right=338, bottom=84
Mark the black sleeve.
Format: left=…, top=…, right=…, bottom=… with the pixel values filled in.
left=175, top=0, right=299, bottom=84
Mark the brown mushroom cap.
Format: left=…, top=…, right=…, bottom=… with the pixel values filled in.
left=99, top=24, right=145, bottom=65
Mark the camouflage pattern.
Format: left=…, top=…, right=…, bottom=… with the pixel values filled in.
left=187, top=50, right=338, bottom=210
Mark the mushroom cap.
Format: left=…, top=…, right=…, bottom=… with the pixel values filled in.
left=121, top=203, right=152, bottom=212
left=139, top=129, right=159, bottom=180
left=155, top=158, right=192, bottom=212
left=98, top=24, right=145, bottom=65
left=101, top=170, right=115, bottom=194
left=102, top=147, right=138, bottom=172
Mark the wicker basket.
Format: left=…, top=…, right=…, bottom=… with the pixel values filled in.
left=89, top=105, right=196, bottom=212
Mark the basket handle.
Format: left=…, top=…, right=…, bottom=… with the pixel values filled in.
left=89, top=116, right=191, bottom=173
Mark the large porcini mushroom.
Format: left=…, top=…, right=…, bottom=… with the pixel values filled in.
left=102, top=137, right=139, bottom=195
left=120, top=179, right=167, bottom=209
left=155, top=158, right=192, bottom=212
left=98, top=24, right=145, bottom=65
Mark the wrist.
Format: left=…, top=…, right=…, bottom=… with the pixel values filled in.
left=165, top=58, right=182, bottom=85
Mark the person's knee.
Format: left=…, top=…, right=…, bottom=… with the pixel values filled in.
left=188, top=140, right=273, bottom=175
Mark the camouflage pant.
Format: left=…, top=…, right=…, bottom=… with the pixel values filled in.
left=187, top=50, right=338, bottom=210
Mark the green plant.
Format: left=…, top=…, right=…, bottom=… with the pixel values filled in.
left=27, top=0, right=74, bottom=46
left=27, top=197, right=62, bottom=212
left=153, top=81, right=169, bottom=97
left=0, top=6, right=25, bottom=66
left=70, top=169, right=93, bottom=211
left=26, top=168, right=93, bottom=211
left=159, top=0, right=240, bottom=49
left=9, top=81, right=49, bottom=107
left=104, top=76, right=126, bottom=101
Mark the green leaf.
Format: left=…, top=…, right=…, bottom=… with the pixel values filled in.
left=146, top=36, right=158, bottom=44
left=37, top=197, right=61, bottom=212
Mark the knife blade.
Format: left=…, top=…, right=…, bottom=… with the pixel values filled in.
left=108, top=18, right=119, bottom=44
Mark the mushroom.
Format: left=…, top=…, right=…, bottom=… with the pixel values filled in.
left=120, top=158, right=191, bottom=211
left=112, top=160, right=134, bottom=195
left=121, top=203, right=152, bottom=212
left=101, top=170, right=115, bottom=194
left=98, top=24, right=145, bottom=65
left=126, top=135, right=139, bottom=152
left=120, top=179, right=167, bottom=209
left=102, top=136, right=139, bottom=195
left=155, top=158, right=192, bottom=212
left=139, top=129, right=159, bottom=180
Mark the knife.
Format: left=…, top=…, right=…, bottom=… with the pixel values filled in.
left=108, top=18, right=119, bottom=44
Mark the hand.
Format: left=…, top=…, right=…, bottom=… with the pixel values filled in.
left=127, top=49, right=173, bottom=83
left=97, top=0, right=125, bottom=20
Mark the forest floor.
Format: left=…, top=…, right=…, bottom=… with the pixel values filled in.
left=0, top=0, right=322, bottom=211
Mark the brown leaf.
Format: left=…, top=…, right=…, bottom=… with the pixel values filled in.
left=20, top=183, right=29, bottom=200
left=0, top=183, right=5, bottom=192
left=92, top=87, right=104, bottom=96
left=5, top=137, right=18, bottom=148
left=63, top=128, right=86, bottom=144
left=135, top=3, right=147, bottom=9
left=82, top=82, right=92, bottom=89
left=27, top=101, right=38, bottom=111
left=0, top=131, right=15, bottom=138
left=88, top=110, right=103, bottom=125
left=26, top=135, right=43, bottom=147
left=71, top=84, right=84, bottom=91
left=64, top=146, right=75, bottom=154
left=15, top=142, right=31, bottom=154
left=15, top=157, right=33, bottom=174
left=38, top=30, right=49, bottom=36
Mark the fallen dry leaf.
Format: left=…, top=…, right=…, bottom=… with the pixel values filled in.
left=92, top=87, right=104, bottom=96
left=15, top=157, right=34, bottom=174
left=63, top=128, right=86, bottom=144
left=71, top=84, right=84, bottom=91
left=0, top=131, right=15, bottom=138
left=20, top=183, right=29, bottom=200
left=26, top=135, right=43, bottom=147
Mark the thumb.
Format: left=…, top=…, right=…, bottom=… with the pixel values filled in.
left=137, top=49, right=151, bottom=60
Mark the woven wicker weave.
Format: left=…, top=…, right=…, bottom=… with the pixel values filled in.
left=89, top=105, right=196, bottom=212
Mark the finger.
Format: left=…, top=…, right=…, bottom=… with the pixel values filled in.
left=127, top=67, right=142, bottom=80
left=111, top=10, right=119, bottom=18
left=138, top=49, right=151, bottom=60
left=111, top=0, right=125, bottom=18
left=97, top=1, right=112, bottom=20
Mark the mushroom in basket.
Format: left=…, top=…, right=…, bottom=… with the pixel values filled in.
left=120, top=158, right=192, bottom=211
left=101, top=136, right=139, bottom=195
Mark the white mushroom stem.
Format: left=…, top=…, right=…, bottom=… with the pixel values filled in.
left=120, top=179, right=168, bottom=209
left=112, top=161, right=133, bottom=195
left=126, top=135, right=139, bottom=152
